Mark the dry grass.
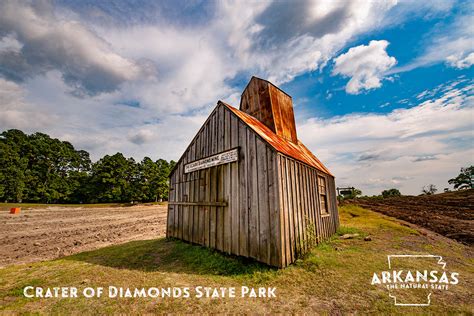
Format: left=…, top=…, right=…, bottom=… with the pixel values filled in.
left=0, top=205, right=472, bottom=314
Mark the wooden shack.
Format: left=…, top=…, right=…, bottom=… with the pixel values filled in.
left=167, top=77, right=339, bottom=268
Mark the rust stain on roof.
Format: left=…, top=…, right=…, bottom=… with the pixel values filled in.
left=220, top=101, right=333, bottom=176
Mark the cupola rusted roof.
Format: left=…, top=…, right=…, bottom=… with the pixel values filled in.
left=220, top=101, right=332, bottom=176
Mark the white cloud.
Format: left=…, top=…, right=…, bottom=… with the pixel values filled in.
left=0, top=0, right=149, bottom=96
left=219, top=0, right=399, bottom=84
left=0, top=72, right=209, bottom=162
left=446, top=52, right=474, bottom=69
left=298, top=81, right=474, bottom=195
left=100, top=25, right=237, bottom=114
left=332, top=40, right=397, bottom=94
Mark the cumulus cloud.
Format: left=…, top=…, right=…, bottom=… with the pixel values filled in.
left=0, top=0, right=150, bottom=96
left=0, top=72, right=208, bottom=162
left=446, top=52, right=474, bottom=69
left=222, top=0, right=398, bottom=84
left=332, top=40, right=397, bottom=94
left=298, top=81, right=474, bottom=194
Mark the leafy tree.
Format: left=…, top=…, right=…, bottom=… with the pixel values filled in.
left=136, top=157, right=174, bottom=202
left=381, top=188, right=401, bottom=198
left=421, top=184, right=437, bottom=195
left=448, top=166, right=473, bottom=190
left=0, top=129, right=175, bottom=203
left=156, top=159, right=173, bottom=201
left=0, top=130, right=29, bottom=202
left=89, top=153, right=137, bottom=203
left=0, top=141, right=27, bottom=202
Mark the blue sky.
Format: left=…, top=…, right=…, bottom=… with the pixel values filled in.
left=0, top=0, right=472, bottom=195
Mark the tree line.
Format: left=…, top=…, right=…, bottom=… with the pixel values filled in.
left=0, top=129, right=176, bottom=204
left=338, top=165, right=472, bottom=200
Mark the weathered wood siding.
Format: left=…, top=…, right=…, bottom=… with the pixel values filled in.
left=276, top=154, right=339, bottom=267
left=167, top=103, right=282, bottom=266
left=168, top=103, right=339, bottom=268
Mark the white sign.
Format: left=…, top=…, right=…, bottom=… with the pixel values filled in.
left=185, top=148, right=239, bottom=173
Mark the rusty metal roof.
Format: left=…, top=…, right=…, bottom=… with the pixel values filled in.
left=221, top=101, right=333, bottom=176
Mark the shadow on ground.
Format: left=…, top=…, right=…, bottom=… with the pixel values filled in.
left=66, top=238, right=274, bottom=276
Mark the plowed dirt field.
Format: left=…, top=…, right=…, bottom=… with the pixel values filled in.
left=347, top=189, right=473, bottom=245
left=0, top=204, right=168, bottom=267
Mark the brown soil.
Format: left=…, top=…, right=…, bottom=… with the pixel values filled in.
left=0, top=204, right=168, bottom=267
left=347, top=189, right=474, bottom=245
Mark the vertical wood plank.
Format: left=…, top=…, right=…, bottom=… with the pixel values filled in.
left=238, top=122, right=249, bottom=257
left=174, top=164, right=180, bottom=238
left=267, top=147, right=280, bottom=266
left=295, top=162, right=304, bottom=255
left=289, top=160, right=299, bottom=258
left=223, top=109, right=232, bottom=253
left=306, top=167, right=313, bottom=247
left=167, top=173, right=175, bottom=238
left=300, top=164, right=307, bottom=252
left=209, top=112, right=216, bottom=248
left=256, top=138, right=269, bottom=264
left=204, top=168, right=210, bottom=247
left=276, top=155, right=287, bottom=267
left=311, top=170, right=321, bottom=243
left=284, top=157, right=294, bottom=263
left=300, top=164, right=307, bottom=250
left=230, top=114, right=240, bottom=255
left=182, top=153, right=189, bottom=242
left=248, top=130, right=259, bottom=259
left=216, top=105, right=224, bottom=251
left=210, top=166, right=217, bottom=248
left=216, top=165, right=224, bottom=251
left=193, top=135, right=201, bottom=243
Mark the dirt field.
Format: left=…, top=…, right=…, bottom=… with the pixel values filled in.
left=347, top=189, right=473, bottom=245
left=0, top=204, right=168, bottom=267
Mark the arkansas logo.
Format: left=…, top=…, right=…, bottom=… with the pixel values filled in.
left=371, top=255, right=459, bottom=306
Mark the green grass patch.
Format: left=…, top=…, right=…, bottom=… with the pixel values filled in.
left=336, top=225, right=364, bottom=236
left=69, top=238, right=274, bottom=278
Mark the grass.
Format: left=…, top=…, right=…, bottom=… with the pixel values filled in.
left=0, top=204, right=472, bottom=314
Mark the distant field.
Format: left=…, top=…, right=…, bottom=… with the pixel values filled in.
left=0, top=204, right=168, bottom=267
left=0, top=202, right=166, bottom=209
left=0, top=204, right=472, bottom=314
left=347, top=189, right=474, bottom=245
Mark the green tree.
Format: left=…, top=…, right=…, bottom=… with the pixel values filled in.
left=0, top=129, right=175, bottom=203
left=448, top=166, right=473, bottom=190
left=22, top=133, right=91, bottom=203
left=156, top=159, right=173, bottom=201
left=381, top=188, right=401, bottom=198
left=421, top=184, right=437, bottom=195
left=89, top=153, right=137, bottom=203
left=0, top=130, right=29, bottom=202
left=136, top=157, right=162, bottom=202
